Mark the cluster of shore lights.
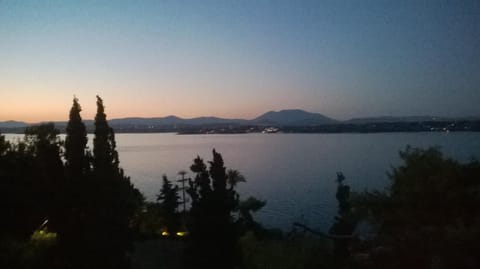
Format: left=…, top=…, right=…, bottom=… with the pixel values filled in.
left=161, top=231, right=188, bottom=237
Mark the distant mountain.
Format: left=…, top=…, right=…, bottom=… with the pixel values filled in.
left=183, top=116, right=248, bottom=125
left=108, top=116, right=248, bottom=127
left=253, top=109, right=338, bottom=126
left=0, top=121, right=28, bottom=128
left=109, top=116, right=182, bottom=126
left=2, top=110, right=479, bottom=133
left=346, top=116, right=480, bottom=124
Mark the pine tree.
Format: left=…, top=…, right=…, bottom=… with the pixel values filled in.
left=156, top=175, right=180, bottom=234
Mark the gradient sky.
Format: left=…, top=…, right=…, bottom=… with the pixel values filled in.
left=1, top=0, right=479, bottom=122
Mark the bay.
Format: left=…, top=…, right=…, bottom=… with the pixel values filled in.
left=4, top=132, right=480, bottom=231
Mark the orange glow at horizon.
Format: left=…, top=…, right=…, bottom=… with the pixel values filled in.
left=0, top=96, right=274, bottom=123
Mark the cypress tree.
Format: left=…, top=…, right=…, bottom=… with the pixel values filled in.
left=60, top=97, right=91, bottom=268
left=209, top=149, right=239, bottom=268
left=210, top=149, right=227, bottom=192
left=93, top=95, right=119, bottom=175
left=91, top=95, right=141, bottom=269
left=156, top=175, right=180, bottom=234
left=64, top=97, right=89, bottom=178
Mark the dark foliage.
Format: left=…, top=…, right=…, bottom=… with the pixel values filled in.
left=24, top=124, right=65, bottom=235
left=0, top=125, right=64, bottom=267
left=56, top=97, right=93, bottom=268
left=238, top=196, right=267, bottom=236
left=0, top=134, right=39, bottom=241
left=353, top=147, right=480, bottom=269
left=84, top=96, right=143, bottom=268
left=329, top=172, right=356, bottom=267
left=93, top=95, right=119, bottom=175
left=64, top=97, right=89, bottom=178
left=156, top=175, right=181, bottom=234
left=0, top=97, right=143, bottom=268
left=186, top=150, right=242, bottom=269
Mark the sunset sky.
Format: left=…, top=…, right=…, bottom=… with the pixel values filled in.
left=1, top=0, right=479, bottom=122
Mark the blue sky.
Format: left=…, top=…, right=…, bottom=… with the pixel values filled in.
left=1, top=0, right=479, bottom=122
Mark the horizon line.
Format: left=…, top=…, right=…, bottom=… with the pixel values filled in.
left=2, top=111, right=480, bottom=125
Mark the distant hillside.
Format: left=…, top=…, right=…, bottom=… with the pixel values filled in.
left=108, top=116, right=247, bottom=127
left=2, top=110, right=480, bottom=133
left=253, top=109, right=337, bottom=126
left=346, top=116, right=480, bottom=124
left=0, top=121, right=28, bottom=129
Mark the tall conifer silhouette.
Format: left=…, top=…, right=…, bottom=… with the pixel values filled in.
left=60, top=97, right=91, bottom=268
left=93, top=95, right=119, bottom=175
left=65, top=97, right=89, bottom=177
left=91, top=95, right=141, bottom=269
left=187, top=150, right=241, bottom=269
left=157, top=175, right=180, bottom=234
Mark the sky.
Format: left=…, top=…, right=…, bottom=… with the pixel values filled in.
left=1, top=0, right=479, bottom=122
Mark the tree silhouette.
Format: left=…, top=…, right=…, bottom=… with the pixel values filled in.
left=64, top=97, right=89, bottom=178
left=157, top=175, right=180, bottom=235
left=89, top=95, right=142, bottom=269
left=0, top=130, right=63, bottom=268
left=354, top=147, right=480, bottom=268
left=58, top=97, right=92, bottom=268
left=24, top=124, right=65, bottom=235
left=227, top=168, right=246, bottom=189
left=93, top=95, right=119, bottom=175
left=0, top=134, right=39, bottom=240
left=186, top=155, right=211, bottom=255
left=238, top=196, right=266, bottom=235
left=186, top=150, right=241, bottom=269
left=0, top=133, right=8, bottom=153
left=329, top=172, right=356, bottom=267
left=0, top=98, right=145, bottom=268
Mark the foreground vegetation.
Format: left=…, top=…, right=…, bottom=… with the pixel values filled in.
left=1, top=97, right=479, bottom=269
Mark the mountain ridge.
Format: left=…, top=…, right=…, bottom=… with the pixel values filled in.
left=2, top=109, right=480, bottom=131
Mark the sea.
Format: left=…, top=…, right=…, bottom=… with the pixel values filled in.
left=4, top=132, right=480, bottom=232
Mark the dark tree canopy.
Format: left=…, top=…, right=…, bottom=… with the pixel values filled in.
left=0, top=98, right=143, bottom=268
left=1, top=126, right=66, bottom=268
left=93, top=95, right=119, bottom=175
left=329, top=172, right=356, bottom=266
left=186, top=149, right=243, bottom=269
left=88, top=96, right=142, bottom=269
left=189, top=155, right=211, bottom=200
left=64, top=97, right=89, bottom=178
left=157, top=175, right=180, bottom=234
left=210, top=149, right=227, bottom=192
left=24, top=124, right=65, bottom=233
left=353, top=147, right=480, bottom=268
left=0, top=134, right=38, bottom=240
left=238, top=196, right=266, bottom=235
left=30, top=96, right=143, bottom=269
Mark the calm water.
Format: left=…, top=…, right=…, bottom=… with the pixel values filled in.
left=5, top=132, right=480, bottom=231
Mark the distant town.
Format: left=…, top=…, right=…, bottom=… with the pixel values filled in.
left=1, top=109, right=479, bottom=134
